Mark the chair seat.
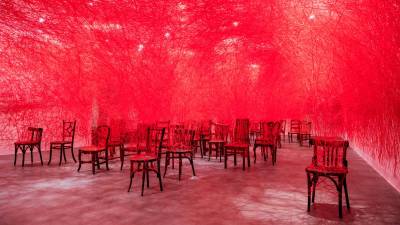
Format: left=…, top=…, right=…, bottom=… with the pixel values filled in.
left=306, top=164, right=348, bottom=174
left=108, top=140, right=123, bottom=146
left=79, top=145, right=106, bottom=152
left=254, top=139, right=274, bottom=145
left=209, top=139, right=225, bottom=143
left=225, top=143, right=249, bottom=148
left=15, top=141, right=40, bottom=145
left=168, top=148, right=192, bottom=153
left=130, top=153, right=157, bottom=161
left=50, top=141, right=71, bottom=145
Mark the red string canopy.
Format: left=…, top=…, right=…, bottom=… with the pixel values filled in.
left=0, top=1, right=399, bottom=188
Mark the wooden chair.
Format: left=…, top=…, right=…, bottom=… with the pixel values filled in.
left=77, top=125, right=110, bottom=174
left=108, top=119, right=125, bottom=160
left=306, top=138, right=350, bottom=218
left=14, top=127, right=43, bottom=167
left=199, top=120, right=211, bottom=158
left=128, top=127, right=165, bottom=196
left=164, top=128, right=196, bottom=180
left=120, top=123, right=152, bottom=170
left=253, top=121, right=279, bottom=165
left=208, top=123, right=229, bottom=162
left=224, top=119, right=250, bottom=170
left=249, top=120, right=261, bottom=145
left=288, top=120, right=301, bottom=143
left=48, top=120, right=76, bottom=166
left=299, top=121, right=312, bottom=147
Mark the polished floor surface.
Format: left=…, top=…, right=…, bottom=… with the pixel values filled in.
left=1, top=141, right=399, bottom=225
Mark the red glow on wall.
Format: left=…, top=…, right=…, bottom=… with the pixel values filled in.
left=0, top=1, right=399, bottom=188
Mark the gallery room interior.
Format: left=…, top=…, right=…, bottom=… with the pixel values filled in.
left=0, top=0, right=399, bottom=224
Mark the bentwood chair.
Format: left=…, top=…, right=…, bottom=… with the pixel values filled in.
left=120, top=123, right=152, bottom=170
left=224, top=119, right=251, bottom=170
left=306, top=138, right=350, bottom=218
left=199, top=120, right=211, bottom=158
left=288, top=119, right=301, bottom=143
left=48, top=120, right=76, bottom=165
left=208, top=123, right=229, bottom=162
left=164, top=128, right=196, bottom=180
left=78, top=125, right=110, bottom=174
left=14, top=127, right=43, bottom=167
left=299, top=121, right=312, bottom=147
left=253, top=121, right=280, bottom=165
left=128, top=127, right=165, bottom=196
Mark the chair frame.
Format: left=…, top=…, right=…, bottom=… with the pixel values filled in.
left=14, top=127, right=43, bottom=167
left=288, top=119, right=301, bottom=143
left=128, top=127, right=165, bottom=196
left=208, top=123, right=230, bottom=162
left=253, top=121, right=280, bottom=165
left=48, top=120, right=76, bottom=166
left=306, top=138, right=350, bottom=218
left=77, top=125, right=110, bottom=175
left=224, top=119, right=251, bottom=171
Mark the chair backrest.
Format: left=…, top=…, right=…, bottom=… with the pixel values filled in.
left=211, top=123, right=230, bottom=141
left=300, top=121, right=312, bottom=134
left=93, top=125, right=110, bottom=148
left=232, top=119, right=250, bottom=144
left=290, top=120, right=301, bottom=133
left=146, top=127, right=165, bottom=158
left=260, top=121, right=275, bottom=138
left=200, top=120, right=212, bottom=137
left=62, top=120, right=76, bottom=142
left=171, top=128, right=194, bottom=148
left=137, top=123, right=153, bottom=148
left=313, top=138, right=349, bottom=169
left=156, top=120, right=170, bottom=144
left=28, top=127, right=43, bottom=143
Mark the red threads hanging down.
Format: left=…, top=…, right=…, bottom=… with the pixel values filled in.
left=0, top=1, right=399, bottom=188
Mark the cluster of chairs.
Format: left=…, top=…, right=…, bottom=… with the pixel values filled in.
left=13, top=118, right=350, bottom=218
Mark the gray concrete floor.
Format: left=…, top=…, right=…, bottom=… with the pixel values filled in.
left=1, top=141, right=399, bottom=225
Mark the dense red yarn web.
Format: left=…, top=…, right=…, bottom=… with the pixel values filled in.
left=0, top=1, right=399, bottom=187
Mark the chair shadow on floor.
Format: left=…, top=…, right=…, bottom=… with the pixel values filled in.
left=308, top=203, right=355, bottom=222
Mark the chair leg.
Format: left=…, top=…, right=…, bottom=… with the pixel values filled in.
left=343, top=177, right=350, bottom=210
left=307, top=172, right=312, bottom=212
left=77, top=151, right=82, bottom=172
left=234, top=149, right=237, bottom=166
left=219, top=144, right=223, bottom=162
left=14, top=145, right=18, bottom=166
left=59, top=147, right=63, bottom=166
left=179, top=156, right=182, bottom=181
left=164, top=153, right=169, bottom=177
left=338, top=176, right=343, bottom=218
left=48, top=145, right=52, bottom=165
left=224, top=149, right=228, bottom=169
left=62, top=146, right=67, bottom=163
left=92, top=153, right=96, bottom=175
left=30, top=146, right=34, bottom=164
left=22, top=147, right=26, bottom=167
left=105, top=149, right=109, bottom=170
left=247, top=148, right=250, bottom=167
left=157, top=160, right=163, bottom=192
left=189, top=155, right=196, bottom=176
left=312, top=175, right=318, bottom=203
left=38, top=144, right=43, bottom=165
left=242, top=153, right=245, bottom=171
left=71, top=145, right=77, bottom=163
left=128, top=161, right=134, bottom=192
left=146, top=162, right=150, bottom=188
left=208, top=143, right=212, bottom=161
left=253, top=145, right=257, bottom=163
left=96, top=153, right=100, bottom=169
left=172, top=153, right=175, bottom=169
left=120, top=149, right=124, bottom=170
left=141, top=163, right=146, bottom=196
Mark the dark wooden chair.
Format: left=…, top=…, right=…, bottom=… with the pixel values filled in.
left=224, top=119, right=250, bottom=170
left=108, top=119, right=126, bottom=160
left=48, top=120, right=76, bottom=166
left=249, top=120, right=261, bottom=145
left=77, top=125, right=110, bottom=174
left=199, top=120, right=211, bottom=158
left=299, top=121, right=312, bottom=147
left=306, top=138, right=350, bottom=218
left=14, top=127, right=43, bottom=167
left=288, top=119, right=301, bottom=143
left=120, top=123, right=152, bottom=170
left=208, top=122, right=229, bottom=162
left=253, top=121, right=280, bottom=165
left=128, top=127, right=165, bottom=196
left=164, top=128, right=196, bottom=180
